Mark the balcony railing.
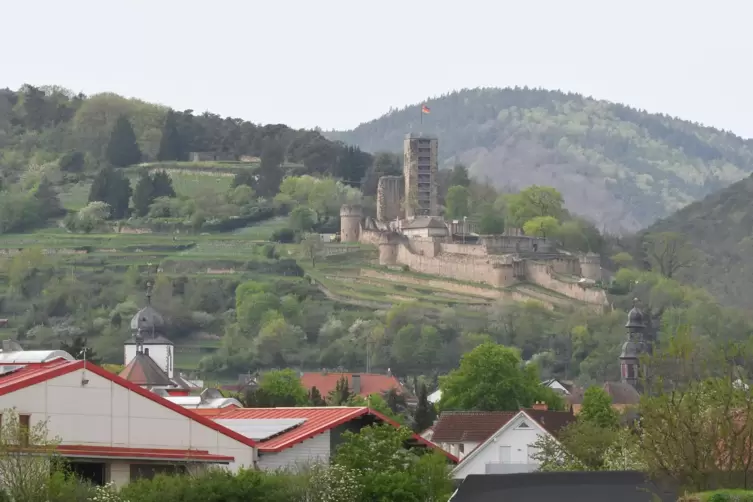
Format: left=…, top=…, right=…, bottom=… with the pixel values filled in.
left=485, top=462, right=538, bottom=475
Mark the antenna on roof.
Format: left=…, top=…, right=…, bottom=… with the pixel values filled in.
left=79, top=347, right=89, bottom=387
left=146, top=281, right=153, bottom=306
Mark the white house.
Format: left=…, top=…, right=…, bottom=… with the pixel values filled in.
left=400, top=217, right=449, bottom=238
left=0, top=354, right=257, bottom=486
left=448, top=406, right=575, bottom=480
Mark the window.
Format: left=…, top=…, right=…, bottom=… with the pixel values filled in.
left=459, top=443, right=465, bottom=454
left=144, top=348, right=150, bottom=356
left=516, top=421, right=531, bottom=429
left=19, top=414, right=30, bottom=446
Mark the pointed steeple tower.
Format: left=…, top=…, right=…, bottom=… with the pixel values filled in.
left=620, top=298, right=646, bottom=388
left=124, top=281, right=174, bottom=378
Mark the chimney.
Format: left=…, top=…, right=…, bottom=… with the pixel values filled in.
left=532, top=401, right=548, bottom=411
left=352, top=374, right=361, bottom=396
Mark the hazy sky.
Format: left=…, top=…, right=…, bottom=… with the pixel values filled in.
left=5, top=0, right=752, bottom=137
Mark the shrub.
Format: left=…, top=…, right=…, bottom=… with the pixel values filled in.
left=271, top=228, right=296, bottom=243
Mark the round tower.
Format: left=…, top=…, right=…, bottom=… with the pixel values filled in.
left=579, top=251, right=602, bottom=281
left=378, top=241, right=398, bottom=265
left=340, top=204, right=363, bottom=243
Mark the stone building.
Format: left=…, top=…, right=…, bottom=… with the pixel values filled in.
left=403, top=133, right=438, bottom=217
left=376, top=175, right=404, bottom=222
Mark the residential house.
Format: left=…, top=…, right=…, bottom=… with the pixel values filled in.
left=195, top=406, right=458, bottom=470
left=300, top=372, right=408, bottom=401
left=431, top=403, right=575, bottom=480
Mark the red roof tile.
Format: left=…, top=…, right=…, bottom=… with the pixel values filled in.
left=213, top=406, right=458, bottom=462
left=56, top=445, right=234, bottom=463
left=432, top=411, right=517, bottom=443
left=0, top=360, right=256, bottom=449
left=300, top=372, right=404, bottom=398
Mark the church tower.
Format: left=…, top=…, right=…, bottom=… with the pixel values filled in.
left=123, top=282, right=174, bottom=379
left=620, top=299, right=649, bottom=389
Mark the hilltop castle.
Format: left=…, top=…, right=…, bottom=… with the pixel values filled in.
left=340, top=134, right=608, bottom=307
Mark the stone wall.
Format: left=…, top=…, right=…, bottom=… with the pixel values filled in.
left=481, top=235, right=553, bottom=253
left=524, top=261, right=608, bottom=306
left=440, top=242, right=488, bottom=257
left=376, top=176, right=403, bottom=222
left=396, top=243, right=512, bottom=287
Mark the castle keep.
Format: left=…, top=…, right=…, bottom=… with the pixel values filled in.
left=341, top=135, right=608, bottom=308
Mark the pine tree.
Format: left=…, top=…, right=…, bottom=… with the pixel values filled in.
left=106, top=115, right=142, bottom=167
left=309, top=386, right=326, bottom=406
left=157, top=110, right=184, bottom=161
left=152, top=170, right=176, bottom=198
left=255, top=140, right=285, bottom=196
left=33, top=176, right=63, bottom=219
left=132, top=170, right=155, bottom=217
left=88, top=166, right=132, bottom=219
left=329, top=376, right=353, bottom=405
left=412, top=383, right=437, bottom=433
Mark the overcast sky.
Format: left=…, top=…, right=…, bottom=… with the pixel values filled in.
left=4, top=0, right=752, bottom=137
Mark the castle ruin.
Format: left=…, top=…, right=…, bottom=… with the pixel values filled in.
left=344, top=134, right=607, bottom=307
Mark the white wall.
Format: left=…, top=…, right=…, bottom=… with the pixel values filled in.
left=124, top=344, right=174, bottom=378
left=257, top=431, right=331, bottom=471
left=0, top=368, right=254, bottom=472
left=452, top=414, right=544, bottom=480
left=439, top=441, right=479, bottom=461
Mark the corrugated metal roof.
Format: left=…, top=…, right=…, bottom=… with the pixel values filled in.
left=213, top=407, right=370, bottom=452
left=214, top=418, right=307, bottom=441
left=165, top=396, right=242, bottom=409
left=56, top=445, right=234, bottom=463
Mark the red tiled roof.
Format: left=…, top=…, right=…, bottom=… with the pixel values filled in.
left=432, top=411, right=517, bottom=443
left=119, top=353, right=172, bottom=387
left=213, top=406, right=458, bottom=462
left=522, top=408, right=576, bottom=437
left=0, top=360, right=256, bottom=449
left=300, top=372, right=404, bottom=398
left=56, top=445, right=234, bottom=463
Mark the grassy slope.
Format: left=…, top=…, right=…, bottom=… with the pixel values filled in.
left=327, top=87, right=753, bottom=232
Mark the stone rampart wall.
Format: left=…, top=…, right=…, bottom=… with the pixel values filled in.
left=525, top=261, right=608, bottom=305
left=440, top=242, right=488, bottom=257
left=396, top=244, right=510, bottom=287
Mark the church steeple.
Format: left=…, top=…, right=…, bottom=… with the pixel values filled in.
left=620, top=298, right=646, bottom=388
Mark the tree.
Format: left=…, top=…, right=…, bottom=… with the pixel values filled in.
left=309, top=386, right=326, bottom=406
left=151, top=170, right=176, bottom=198
left=243, top=369, right=308, bottom=407
left=523, top=215, right=560, bottom=238
left=68, top=201, right=110, bottom=233
left=88, top=166, right=132, bottom=219
left=0, top=409, right=67, bottom=502
left=301, top=233, right=322, bottom=267
left=476, top=202, right=505, bottom=234
left=532, top=421, right=634, bottom=472
left=334, top=424, right=453, bottom=502
left=58, top=150, right=85, bottom=173
left=289, top=206, right=315, bottom=233
left=505, top=185, right=565, bottom=227
left=330, top=376, right=353, bottom=405
left=578, top=386, right=618, bottom=429
left=157, top=109, right=184, bottom=161
left=448, top=163, right=471, bottom=188
left=439, top=342, right=563, bottom=411
left=59, top=335, right=100, bottom=365
left=33, top=176, right=63, bottom=219
left=643, top=231, right=694, bottom=279
left=444, top=185, right=470, bottom=220
left=105, top=114, right=141, bottom=167
left=132, top=170, right=155, bottom=217
left=255, top=140, right=285, bottom=196
left=412, top=382, right=437, bottom=432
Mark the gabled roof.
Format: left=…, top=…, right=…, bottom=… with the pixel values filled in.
left=119, top=352, right=172, bottom=387
left=300, top=372, right=404, bottom=398
left=432, top=411, right=517, bottom=443
left=451, top=410, right=565, bottom=476
left=0, top=359, right=257, bottom=449
left=205, top=406, right=458, bottom=462
left=403, top=216, right=447, bottom=229
left=568, top=382, right=640, bottom=406
left=520, top=408, right=576, bottom=437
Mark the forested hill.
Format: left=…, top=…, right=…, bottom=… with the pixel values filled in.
left=645, top=172, right=753, bottom=310
left=0, top=85, right=371, bottom=184
left=327, top=87, right=753, bottom=232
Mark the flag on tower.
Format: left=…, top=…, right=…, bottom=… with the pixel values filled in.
left=421, top=104, right=431, bottom=114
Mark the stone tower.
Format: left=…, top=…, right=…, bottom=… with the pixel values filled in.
left=579, top=252, right=602, bottom=281
left=339, top=204, right=363, bottom=243
left=376, top=175, right=404, bottom=222
left=620, top=299, right=648, bottom=389
left=403, top=133, right=438, bottom=218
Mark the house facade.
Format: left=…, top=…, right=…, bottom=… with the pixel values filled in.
left=432, top=405, right=575, bottom=480
left=0, top=357, right=256, bottom=486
